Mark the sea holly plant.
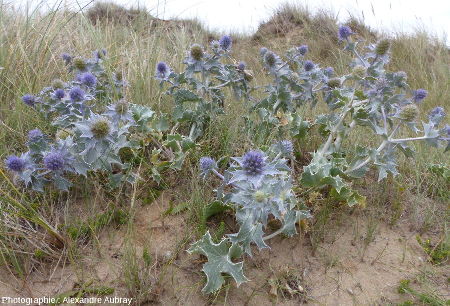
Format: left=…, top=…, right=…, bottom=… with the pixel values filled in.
left=156, top=35, right=252, bottom=140
left=248, top=27, right=449, bottom=206
left=298, top=27, right=448, bottom=206
left=190, top=27, right=448, bottom=293
left=189, top=143, right=311, bottom=293
left=5, top=50, right=195, bottom=190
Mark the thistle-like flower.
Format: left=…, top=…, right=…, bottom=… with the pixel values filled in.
left=275, top=140, right=294, bottom=156
left=115, top=100, right=129, bottom=114
left=5, top=155, right=26, bottom=172
left=243, top=151, right=265, bottom=176
left=190, top=44, right=204, bottom=61
left=53, top=89, right=65, bottom=100
left=399, top=104, right=419, bottom=122
left=429, top=106, right=446, bottom=126
left=298, top=45, right=308, bottom=56
left=61, top=53, right=72, bottom=64
left=94, top=49, right=107, bottom=60
left=304, top=60, right=315, bottom=72
left=338, top=25, right=353, bottom=40
left=219, top=35, right=232, bottom=51
left=237, top=61, right=246, bottom=71
left=352, top=65, right=366, bottom=78
left=43, top=151, right=65, bottom=171
left=52, top=79, right=65, bottom=89
left=156, top=61, right=170, bottom=79
left=413, top=89, right=428, bottom=103
left=264, top=51, right=276, bottom=68
left=78, top=72, right=97, bottom=87
left=199, top=157, right=216, bottom=178
left=73, top=57, right=87, bottom=71
left=90, top=118, right=111, bottom=139
left=375, top=39, right=390, bottom=56
left=69, top=87, right=85, bottom=101
left=259, top=47, right=268, bottom=56
left=22, top=94, right=36, bottom=106
left=327, top=78, right=341, bottom=88
left=324, top=67, right=334, bottom=76
left=28, top=129, right=43, bottom=142
left=210, top=40, right=220, bottom=51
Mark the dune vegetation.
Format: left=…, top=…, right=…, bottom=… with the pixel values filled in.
left=0, top=2, right=448, bottom=305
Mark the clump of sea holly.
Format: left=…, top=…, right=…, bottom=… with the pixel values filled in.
left=190, top=44, right=204, bottom=61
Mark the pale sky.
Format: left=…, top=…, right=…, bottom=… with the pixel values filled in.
left=10, top=0, right=450, bottom=43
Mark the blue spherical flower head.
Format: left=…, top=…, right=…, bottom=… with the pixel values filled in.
left=156, top=61, right=170, bottom=78
left=413, top=89, right=428, bottom=103
left=259, top=47, right=268, bottom=56
left=5, top=155, right=26, bottom=172
left=278, top=140, right=294, bottom=155
left=324, top=67, right=334, bottom=77
left=22, top=94, right=36, bottom=106
left=304, top=60, right=315, bottom=72
left=43, top=152, right=65, bottom=171
left=264, top=51, right=277, bottom=68
left=78, top=72, right=97, bottom=87
left=28, top=129, right=43, bottom=142
left=54, top=89, right=65, bottom=100
left=243, top=150, right=265, bottom=176
left=298, top=45, right=308, bottom=56
left=219, top=35, right=232, bottom=51
left=199, top=157, right=216, bottom=177
left=61, top=53, right=72, bottom=64
left=94, top=49, right=107, bottom=60
left=429, top=106, right=446, bottom=126
left=237, top=61, right=246, bottom=71
left=69, top=87, right=85, bottom=102
left=338, top=25, right=353, bottom=40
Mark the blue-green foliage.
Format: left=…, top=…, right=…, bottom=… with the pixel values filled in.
left=191, top=29, right=448, bottom=294
left=190, top=145, right=310, bottom=293
left=5, top=37, right=251, bottom=191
